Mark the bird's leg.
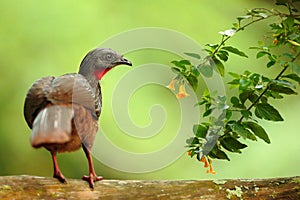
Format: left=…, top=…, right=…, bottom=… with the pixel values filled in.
left=51, top=151, right=66, bottom=183
left=82, top=144, right=103, bottom=188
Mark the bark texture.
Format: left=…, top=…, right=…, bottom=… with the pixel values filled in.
left=0, top=175, right=299, bottom=199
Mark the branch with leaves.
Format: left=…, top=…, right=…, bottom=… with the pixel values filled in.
left=166, top=0, right=300, bottom=174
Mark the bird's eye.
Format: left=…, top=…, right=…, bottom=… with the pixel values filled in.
left=106, top=53, right=113, bottom=60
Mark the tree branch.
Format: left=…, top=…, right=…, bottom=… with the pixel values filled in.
left=0, top=175, right=299, bottom=199
left=238, top=51, right=300, bottom=123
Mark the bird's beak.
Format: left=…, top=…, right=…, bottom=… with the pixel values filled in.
left=113, top=56, right=132, bottom=67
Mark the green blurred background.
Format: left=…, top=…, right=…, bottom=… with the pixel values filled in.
left=0, top=0, right=299, bottom=180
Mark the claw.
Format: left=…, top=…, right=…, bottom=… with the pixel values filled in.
left=82, top=174, right=103, bottom=188
left=54, top=171, right=67, bottom=183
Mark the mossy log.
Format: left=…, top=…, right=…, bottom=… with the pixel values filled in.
left=0, top=175, right=299, bottom=199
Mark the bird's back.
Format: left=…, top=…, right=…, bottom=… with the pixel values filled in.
left=24, top=73, right=100, bottom=151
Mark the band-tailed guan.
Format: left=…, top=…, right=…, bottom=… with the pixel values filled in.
left=23, top=48, right=132, bottom=188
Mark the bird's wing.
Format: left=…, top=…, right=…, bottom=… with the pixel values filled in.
left=47, top=73, right=98, bottom=116
left=24, top=74, right=100, bottom=129
left=24, top=76, right=55, bottom=128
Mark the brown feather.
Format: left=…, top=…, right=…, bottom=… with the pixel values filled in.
left=24, top=76, right=55, bottom=128
left=24, top=73, right=100, bottom=150
left=47, top=74, right=98, bottom=114
left=41, top=104, right=98, bottom=153
left=31, top=105, right=73, bottom=148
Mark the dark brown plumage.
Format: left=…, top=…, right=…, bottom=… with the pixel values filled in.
left=23, top=48, right=132, bottom=188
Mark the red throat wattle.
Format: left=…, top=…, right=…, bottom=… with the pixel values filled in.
left=94, top=68, right=112, bottom=80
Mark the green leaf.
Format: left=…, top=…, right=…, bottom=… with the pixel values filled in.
left=186, top=74, right=198, bottom=91
left=212, top=57, right=225, bottom=76
left=220, top=136, right=247, bottom=153
left=239, top=90, right=253, bottom=104
left=191, top=66, right=200, bottom=77
left=262, top=75, right=271, bottom=82
left=241, top=110, right=251, bottom=119
left=206, top=43, right=219, bottom=50
left=285, top=16, right=295, bottom=28
left=179, top=59, right=191, bottom=65
left=239, top=78, right=251, bottom=89
left=171, top=61, right=186, bottom=70
left=289, top=62, right=300, bottom=75
left=186, top=137, right=199, bottom=146
left=273, top=79, right=296, bottom=88
left=248, top=93, right=259, bottom=103
left=228, top=72, right=240, bottom=78
left=243, top=70, right=252, bottom=76
left=281, top=53, right=295, bottom=59
left=210, top=146, right=230, bottom=160
left=288, top=33, right=300, bottom=40
left=246, top=132, right=257, bottom=141
left=269, top=91, right=284, bottom=99
left=171, top=60, right=191, bottom=69
left=217, top=51, right=229, bottom=62
left=222, top=46, right=248, bottom=58
left=260, top=96, right=268, bottom=103
left=256, top=51, right=270, bottom=59
left=195, top=100, right=207, bottom=106
left=193, top=124, right=208, bottom=138
left=267, top=60, right=276, bottom=68
left=282, top=74, right=300, bottom=82
left=269, top=84, right=297, bottom=95
left=203, top=108, right=214, bottom=117
left=258, top=40, right=264, bottom=47
left=184, top=52, right=201, bottom=59
left=230, top=96, right=239, bottom=105
left=199, top=65, right=213, bottom=78
left=268, top=54, right=277, bottom=62
left=249, top=73, right=260, bottom=84
left=227, top=79, right=240, bottom=85
left=254, top=103, right=284, bottom=121
left=229, top=121, right=253, bottom=139
left=232, top=22, right=239, bottom=29
left=243, top=121, right=271, bottom=144
left=249, top=46, right=262, bottom=50
left=171, top=67, right=180, bottom=74
left=226, top=110, right=232, bottom=120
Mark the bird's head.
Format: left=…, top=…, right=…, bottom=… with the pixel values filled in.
left=79, top=48, right=132, bottom=80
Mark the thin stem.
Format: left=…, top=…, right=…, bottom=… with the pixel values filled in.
left=210, top=8, right=299, bottom=58
left=211, top=15, right=275, bottom=57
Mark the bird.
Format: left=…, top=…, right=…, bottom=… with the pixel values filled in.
left=23, top=48, right=132, bottom=188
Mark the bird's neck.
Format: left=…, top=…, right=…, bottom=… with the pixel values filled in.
left=78, top=67, right=97, bottom=88
left=79, top=67, right=111, bottom=88
left=94, top=68, right=112, bottom=80
left=78, top=53, right=113, bottom=89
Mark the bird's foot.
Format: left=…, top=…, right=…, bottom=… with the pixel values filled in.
left=53, top=171, right=67, bottom=183
left=82, top=173, right=103, bottom=189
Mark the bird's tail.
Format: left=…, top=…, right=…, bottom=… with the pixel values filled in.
left=30, top=105, right=74, bottom=148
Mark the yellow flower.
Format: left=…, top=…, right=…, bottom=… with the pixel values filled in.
left=200, top=156, right=216, bottom=174
left=200, top=157, right=209, bottom=168
left=176, top=84, right=190, bottom=99
left=166, top=79, right=176, bottom=91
